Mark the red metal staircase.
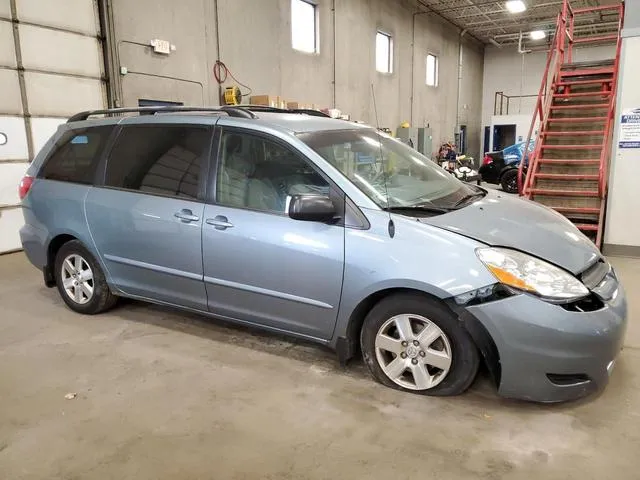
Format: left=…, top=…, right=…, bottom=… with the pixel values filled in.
left=518, top=1, right=624, bottom=248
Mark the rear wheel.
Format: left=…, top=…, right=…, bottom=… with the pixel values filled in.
left=54, top=240, right=117, bottom=314
left=360, top=294, right=479, bottom=396
left=500, top=169, right=519, bottom=194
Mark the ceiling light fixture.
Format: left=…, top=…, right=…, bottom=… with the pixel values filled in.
left=530, top=30, right=546, bottom=40
left=505, top=1, right=527, bottom=13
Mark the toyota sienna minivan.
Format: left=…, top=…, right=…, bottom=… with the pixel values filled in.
left=19, top=106, right=627, bottom=403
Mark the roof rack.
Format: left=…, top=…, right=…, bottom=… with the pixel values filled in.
left=290, top=108, right=331, bottom=118
left=67, top=106, right=256, bottom=123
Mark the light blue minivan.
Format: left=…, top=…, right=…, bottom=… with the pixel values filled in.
left=19, top=106, right=627, bottom=402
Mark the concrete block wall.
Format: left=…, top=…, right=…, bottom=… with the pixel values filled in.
left=108, top=0, right=484, bottom=160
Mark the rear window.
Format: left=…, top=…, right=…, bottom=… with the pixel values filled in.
left=39, top=126, right=114, bottom=184
left=104, top=125, right=210, bottom=200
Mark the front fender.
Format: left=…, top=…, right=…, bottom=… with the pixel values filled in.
left=331, top=209, right=496, bottom=347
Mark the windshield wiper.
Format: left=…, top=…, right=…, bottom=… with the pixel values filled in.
left=384, top=205, right=452, bottom=215
left=452, top=190, right=486, bottom=208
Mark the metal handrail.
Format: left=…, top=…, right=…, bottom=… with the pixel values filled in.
left=518, top=12, right=564, bottom=194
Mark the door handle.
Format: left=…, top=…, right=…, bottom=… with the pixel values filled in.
left=174, top=209, right=200, bottom=223
left=206, top=215, right=234, bottom=230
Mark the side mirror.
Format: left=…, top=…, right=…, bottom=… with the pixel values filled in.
left=288, top=194, right=337, bottom=223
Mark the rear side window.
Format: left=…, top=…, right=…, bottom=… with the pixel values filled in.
left=40, top=126, right=114, bottom=184
left=105, top=125, right=210, bottom=199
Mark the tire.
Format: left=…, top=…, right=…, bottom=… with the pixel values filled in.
left=360, top=293, right=479, bottom=396
left=54, top=240, right=117, bottom=314
left=500, top=169, right=519, bottom=194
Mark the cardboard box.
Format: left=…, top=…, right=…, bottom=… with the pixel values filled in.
left=250, top=95, right=280, bottom=107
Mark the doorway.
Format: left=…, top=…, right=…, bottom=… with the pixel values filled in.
left=493, top=124, right=516, bottom=151
left=483, top=126, right=490, bottom=154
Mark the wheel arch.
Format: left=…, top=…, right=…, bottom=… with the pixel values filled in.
left=44, top=233, right=79, bottom=287
left=335, top=287, right=501, bottom=388
left=337, top=287, right=446, bottom=362
left=498, top=165, right=518, bottom=181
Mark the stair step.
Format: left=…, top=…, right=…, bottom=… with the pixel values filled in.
left=560, top=68, right=615, bottom=77
left=534, top=173, right=599, bottom=180
left=542, top=130, right=605, bottom=136
left=556, top=79, right=613, bottom=87
left=553, top=92, right=612, bottom=99
left=574, top=223, right=600, bottom=232
left=530, top=189, right=600, bottom=197
left=550, top=103, right=609, bottom=110
left=547, top=116, right=607, bottom=123
left=537, top=159, right=600, bottom=165
left=541, top=144, right=602, bottom=150
left=550, top=206, right=601, bottom=215
left=573, top=34, right=618, bottom=45
left=562, top=60, right=615, bottom=69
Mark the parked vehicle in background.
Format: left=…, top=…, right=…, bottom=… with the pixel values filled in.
left=480, top=140, right=535, bottom=193
left=19, top=107, right=626, bottom=403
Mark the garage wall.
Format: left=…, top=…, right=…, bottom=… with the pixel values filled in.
left=0, top=0, right=106, bottom=253
left=481, top=44, right=616, bottom=128
left=604, top=3, right=640, bottom=253
left=109, top=0, right=484, bottom=159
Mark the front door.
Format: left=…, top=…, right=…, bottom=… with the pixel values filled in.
left=85, top=123, right=212, bottom=310
left=201, top=128, right=345, bottom=340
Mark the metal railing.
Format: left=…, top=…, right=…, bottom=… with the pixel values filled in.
left=493, top=92, right=539, bottom=115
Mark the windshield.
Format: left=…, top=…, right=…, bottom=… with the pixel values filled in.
left=299, top=128, right=479, bottom=209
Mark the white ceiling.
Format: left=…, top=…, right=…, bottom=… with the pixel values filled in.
left=413, top=0, right=622, bottom=46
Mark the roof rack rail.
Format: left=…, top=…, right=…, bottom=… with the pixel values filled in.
left=289, top=108, right=331, bottom=118
left=67, top=106, right=256, bottom=123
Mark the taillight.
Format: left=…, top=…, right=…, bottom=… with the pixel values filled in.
left=18, top=175, right=33, bottom=200
left=482, top=155, right=493, bottom=166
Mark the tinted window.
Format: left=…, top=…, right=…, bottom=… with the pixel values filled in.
left=105, top=125, right=210, bottom=199
left=40, top=126, right=114, bottom=184
left=217, top=130, right=329, bottom=214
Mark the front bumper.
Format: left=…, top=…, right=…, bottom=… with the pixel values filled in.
left=465, top=282, right=627, bottom=403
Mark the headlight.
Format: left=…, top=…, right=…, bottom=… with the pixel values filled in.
left=476, top=247, right=589, bottom=301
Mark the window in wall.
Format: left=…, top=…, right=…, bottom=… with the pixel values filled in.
left=40, top=126, right=114, bottom=184
left=376, top=31, right=393, bottom=73
left=216, top=130, right=329, bottom=214
left=105, top=125, right=210, bottom=199
left=426, top=54, right=439, bottom=86
left=291, top=0, right=318, bottom=53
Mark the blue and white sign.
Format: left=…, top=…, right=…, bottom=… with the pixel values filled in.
left=619, top=108, right=640, bottom=148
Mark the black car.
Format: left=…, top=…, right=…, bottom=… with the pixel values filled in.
left=479, top=151, right=521, bottom=194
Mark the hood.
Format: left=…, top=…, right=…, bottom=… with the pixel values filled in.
left=419, top=189, right=600, bottom=274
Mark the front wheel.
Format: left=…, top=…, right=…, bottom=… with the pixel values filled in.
left=360, top=294, right=479, bottom=396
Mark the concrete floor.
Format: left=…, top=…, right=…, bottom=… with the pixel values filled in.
left=0, top=253, right=638, bottom=479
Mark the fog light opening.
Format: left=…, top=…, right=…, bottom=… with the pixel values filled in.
left=546, top=373, right=591, bottom=386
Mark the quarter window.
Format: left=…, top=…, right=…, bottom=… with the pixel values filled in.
left=105, top=125, right=210, bottom=199
left=40, top=126, right=114, bottom=184
left=216, top=130, right=329, bottom=214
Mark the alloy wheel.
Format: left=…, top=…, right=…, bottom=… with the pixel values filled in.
left=61, top=254, right=94, bottom=305
left=374, top=314, right=452, bottom=390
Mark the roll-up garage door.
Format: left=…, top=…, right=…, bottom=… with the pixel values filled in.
left=0, top=0, right=106, bottom=253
